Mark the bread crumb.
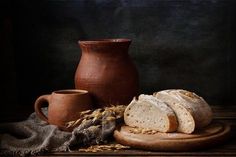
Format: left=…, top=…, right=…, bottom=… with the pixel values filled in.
left=79, top=144, right=130, bottom=152
left=129, top=127, right=158, bottom=135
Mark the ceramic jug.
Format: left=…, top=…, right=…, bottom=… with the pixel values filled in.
left=74, top=39, right=139, bottom=107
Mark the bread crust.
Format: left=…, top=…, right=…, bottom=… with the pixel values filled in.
left=154, top=89, right=213, bottom=133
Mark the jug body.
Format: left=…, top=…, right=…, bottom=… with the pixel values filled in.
left=75, top=39, right=139, bottom=107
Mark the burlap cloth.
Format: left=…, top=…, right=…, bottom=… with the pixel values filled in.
left=0, top=106, right=124, bottom=157
left=0, top=108, right=71, bottom=156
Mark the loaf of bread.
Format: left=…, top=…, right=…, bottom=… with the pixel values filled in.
left=124, top=94, right=178, bottom=133
left=153, top=89, right=213, bottom=134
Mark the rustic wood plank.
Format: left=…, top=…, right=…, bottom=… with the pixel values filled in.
left=212, top=105, right=236, bottom=119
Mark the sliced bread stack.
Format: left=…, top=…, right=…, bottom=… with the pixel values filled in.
left=124, top=89, right=213, bottom=134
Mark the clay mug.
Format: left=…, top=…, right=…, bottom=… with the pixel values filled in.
left=34, top=89, right=93, bottom=130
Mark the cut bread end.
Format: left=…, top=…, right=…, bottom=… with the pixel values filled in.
left=124, top=97, right=178, bottom=133
left=168, top=103, right=195, bottom=134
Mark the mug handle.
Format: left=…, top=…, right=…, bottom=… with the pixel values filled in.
left=34, top=94, right=50, bottom=123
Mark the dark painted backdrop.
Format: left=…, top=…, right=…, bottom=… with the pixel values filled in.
left=1, top=0, right=236, bottom=121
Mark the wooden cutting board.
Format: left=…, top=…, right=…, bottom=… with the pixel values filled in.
left=113, top=121, right=231, bottom=151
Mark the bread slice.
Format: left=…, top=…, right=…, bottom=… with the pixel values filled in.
left=124, top=94, right=178, bottom=133
left=153, top=89, right=213, bottom=134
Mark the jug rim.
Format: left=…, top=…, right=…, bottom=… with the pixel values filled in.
left=78, top=38, right=131, bottom=44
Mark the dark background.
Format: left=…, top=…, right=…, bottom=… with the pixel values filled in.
left=1, top=0, right=236, bottom=122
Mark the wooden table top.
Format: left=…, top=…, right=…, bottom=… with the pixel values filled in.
left=34, top=105, right=236, bottom=157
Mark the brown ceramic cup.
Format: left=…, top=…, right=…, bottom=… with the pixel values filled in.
left=34, top=89, right=93, bottom=130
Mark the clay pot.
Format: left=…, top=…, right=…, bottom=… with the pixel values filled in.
left=34, top=89, right=93, bottom=131
left=74, top=39, right=139, bottom=107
